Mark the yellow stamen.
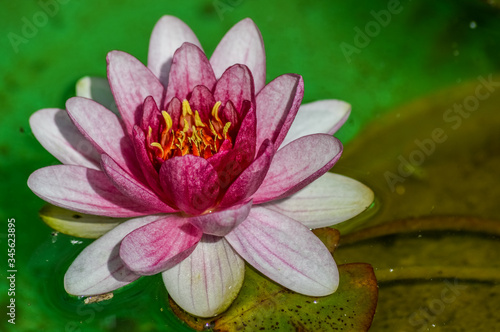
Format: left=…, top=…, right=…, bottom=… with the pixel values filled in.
left=209, top=120, right=218, bottom=137
left=223, top=122, right=231, bottom=139
left=211, top=101, right=222, bottom=122
left=150, top=142, right=165, bottom=158
left=146, top=99, right=234, bottom=166
left=147, top=126, right=154, bottom=146
left=194, top=111, right=205, bottom=127
left=177, top=131, right=186, bottom=146
left=162, top=111, right=172, bottom=132
left=182, top=117, right=190, bottom=133
left=182, top=100, right=193, bottom=116
left=191, top=126, right=202, bottom=143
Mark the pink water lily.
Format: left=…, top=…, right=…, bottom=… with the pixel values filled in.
left=28, top=16, right=373, bottom=317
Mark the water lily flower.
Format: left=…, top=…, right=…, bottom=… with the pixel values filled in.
left=27, top=16, right=373, bottom=317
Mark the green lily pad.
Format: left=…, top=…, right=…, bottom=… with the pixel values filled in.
left=334, top=215, right=500, bottom=330
left=312, top=227, right=341, bottom=255
left=334, top=75, right=500, bottom=235
left=170, top=228, right=378, bottom=331
left=329, top=75, right=500, bottom=330
left=336, top=216, right=500, bottom=282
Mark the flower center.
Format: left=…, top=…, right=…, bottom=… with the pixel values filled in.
left=147, top=100, right=232, bottom=163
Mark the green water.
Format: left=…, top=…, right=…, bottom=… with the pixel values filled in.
left=1, top=0, right=500, bottom=331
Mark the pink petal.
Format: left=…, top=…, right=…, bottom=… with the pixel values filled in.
left=210, top=18, right=266, bottom=93
left=100, top=154, right=176, bottom=213
left=148, top=15, right=202, bottom=87
left=30, top=108, right=100, bottom=169
left=264, top=173, right=374, bottom=228
left=204, top=147, right=236, bottom=181
left=159, top=155, right=220, bottom=215
left=141, top=96, right=161, bottom=132
left=131, top=126, right=164, bottom=194
left=218, top=140, right=273, bottom=208
left=281, top=100, right=351, bottom=147
left=166, top=97, right=182, bottom=130
left=206, top=105, right=257, bottom=185
left=188, top=85, right=216, bottom=122
left=232, top=101, right=257, bottom=155
left=64, top=215, right=162, bottom=295
left=255, top=74, right=304, bottom=152
left=165, top=43, right=216, bottom=103
left=188, top=200, right=252, bottom=236
left=28, top=165, right=156, bottom=218
left=220, top=100, right=239, bottom=127
left=120, top=215, right=202, bottom=275
left=162, top=235, right=245, bottom=317
left=253, top=134, right=342, bottom=204
left=225, top=207, right=339, bottom=296
left=213, top=64, right=255, bottom=114
left=107, top=50, right=165, bottom=135
left=76, top=76, right=118, bottom=114
left=65, top=97, right=140, bottom=178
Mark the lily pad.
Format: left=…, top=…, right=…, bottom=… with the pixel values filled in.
left=329, top=76, right=500, bottom=330
left=170, top=228, right=377, bottom=331
left=336, top=216, right=500, bottom=282
left=312, top=227, right=341, bottom=255
left=334, top=216, right=500, bottom=330
left=334, top=75, right=500, bottom=235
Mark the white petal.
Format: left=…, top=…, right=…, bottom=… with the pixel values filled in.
left=76, top=76, right=118, bottom=114
left=64, top=215, right=162, bottom=296
left=210, top=18, right=266, bottom=92
left=148, top=15, right=202, bottom=87
left=281, top=100, right=351, bottom=147
left=162, top=235, right=245, bottom=317
left=225, top=207, right=339, bottom=296
left=264, top=173, right=374, bottom=228
left=253, top=134, right=342, bottom=204
left=30, top=108, right=100, bottom=169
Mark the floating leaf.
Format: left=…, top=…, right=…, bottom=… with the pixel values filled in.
left=329, top=76, right=500, bottom=329
left=337, top=216, right=500, bottom=282
left=312, top=227, right=341, bottom=255
left=340, top=216, right=500, bottom=246
left=334, top=215, right=500, bottom=330
left=334, top=75, right=500, bottom=235
left=171, top=227, right=377, bottom=331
